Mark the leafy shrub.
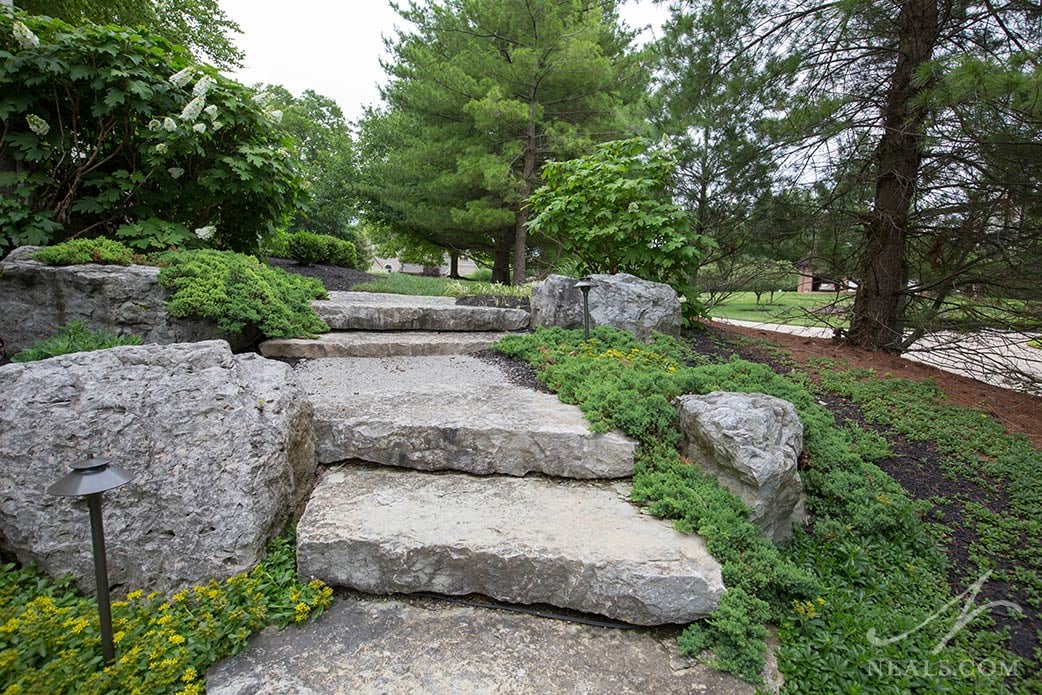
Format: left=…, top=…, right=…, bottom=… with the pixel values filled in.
left=12, top=321, right=142, bottom=362
left=261, top=229, right=292, bottom=258
left=33, top=238, right=135, bottom=266
left=0, top=12, right=304, bottom=253
left=286, top=231, right=327, bottom=266
left=286, top=231, right=357, bottom=268
left=0, top=529, right=332, bottom=694
left=157, top=250, right=328, bottom=338
left=114, top=219, right=198, bottom=253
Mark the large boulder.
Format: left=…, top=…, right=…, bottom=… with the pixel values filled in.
left=0, top=246, right=256, bottom=358
left=530, top=273, right=681, bottom=340
left=0, top=340, right=317, bottom=595
left=675, top=392, right=806, bottom=543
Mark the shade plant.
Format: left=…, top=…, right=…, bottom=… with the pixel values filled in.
left=0, top=11, right=304, bottom=254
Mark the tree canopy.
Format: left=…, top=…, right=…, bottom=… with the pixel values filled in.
left=356, top=0, right=645, bottom=283
left=14, top=0, right=243, bottom=67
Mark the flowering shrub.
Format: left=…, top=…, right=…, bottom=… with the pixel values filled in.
left=0, top=12, right=304, bottom=254
left=0, top=531, right=332, bottom=695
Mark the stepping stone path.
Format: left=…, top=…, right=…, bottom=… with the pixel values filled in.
left=215, top=291, right=741, bottom=691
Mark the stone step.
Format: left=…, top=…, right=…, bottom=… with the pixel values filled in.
left=206, top=593, right=763, bottom=695
left=297, top=465, right=725, bottom=626
left=294, top=355, right=636, bottom=479
left=314, top=291, right=530, bottom=332
left=259, top=331, right=511, bottom=358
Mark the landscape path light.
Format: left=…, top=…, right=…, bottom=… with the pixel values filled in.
left=47, top=455, right=134, bottom=665
left=574, top=276, right=596, bottom=341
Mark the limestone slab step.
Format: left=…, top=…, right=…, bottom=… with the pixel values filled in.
left=297, top=465, right=725, bottom=626
left=207, top=593, right=759, bottom=695
left=314, top=291, right=530, bottom=332
left=294, top=355, right=635, bottom=479
left=259, top=331, right=511, bottom=358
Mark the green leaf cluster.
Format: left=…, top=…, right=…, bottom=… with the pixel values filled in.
left=0, top=528, right=333, bottom=694
left=527, top=138, right=709, bottom=297
left=12, top=321, right=143, bottom=362
left=0, top=12, right=305, bottom=254
left=33, top=238, right=135, bottom=266
left=156, top=250, right=328, bottom=339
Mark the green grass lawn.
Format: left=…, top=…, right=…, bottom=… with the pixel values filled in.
left=353, top=272, right=532, bottom=298
left=705, top=291, right=854, bottom=327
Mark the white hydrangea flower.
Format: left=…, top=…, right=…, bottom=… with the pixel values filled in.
left=163, top=117, right=177, bottom=132
left=147, top=119, right=162, bottom=131
left=268, top=109, right=283, bottom=123
left=211, top=121, right=223, bottom=131
left=25, top=114, right=49, bottom=136
left=155, top=143, right=168, bottom=154
left=180, top=95, right=206, bottom=121
left=13, top=21, right=39, bottom=50
left=168, top=167, right=184, bottom=179
left=251, top=92, right=272, bottom=106
left=192, top=75, right=215, bottom=97
left=169, top=67, right=194, bottom=88
left=204, top=104, right=218, bottom=120
left=192, top=123, right=206, bottom=133
left=194, top=225, right=216, bottom=240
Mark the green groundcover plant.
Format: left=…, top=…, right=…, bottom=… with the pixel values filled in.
left=33, top=238, right=135, bottom=267
left=156, top=249, right=329, bottom=339
left=496, top=327, right=1029, bottom=691
left=0, top=529, right=332, bottom=695
left=12, top=321, right=142, bottom=362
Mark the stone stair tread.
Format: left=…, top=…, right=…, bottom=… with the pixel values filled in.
left=295, top=355, right=636, bottom=478
left=296, top=465, right=725, bottom=626
left=314, top=291, right=530, bottom=332
left=259, top=331, right=511, bottom=358
left=205, top=593, right=758, bottom=695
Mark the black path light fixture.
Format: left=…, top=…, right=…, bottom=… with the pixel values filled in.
left=574, top=276, right=596, bottom=341
left=47, top=455, right=134, bottom=665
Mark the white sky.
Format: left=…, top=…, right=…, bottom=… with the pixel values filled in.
left=218, top=1, right=672, bottom=125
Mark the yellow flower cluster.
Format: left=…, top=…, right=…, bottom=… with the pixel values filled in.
left=579, top=345, right=680, bottom=373
left=793, top=597, right=826, bottom=620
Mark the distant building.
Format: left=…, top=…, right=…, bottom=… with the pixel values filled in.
left=369, top=254, right=479, bottom=277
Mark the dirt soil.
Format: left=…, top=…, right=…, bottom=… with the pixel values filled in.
left=267, top=257, right=376, bottom=291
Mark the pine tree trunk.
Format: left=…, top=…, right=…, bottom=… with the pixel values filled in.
left=847, top=0, right=939, bottom=352
left=492, top=234, right=511, bottom=284
left=449, top=250, right=460, bottom=279
left=513, top=86, right=539, bottom=286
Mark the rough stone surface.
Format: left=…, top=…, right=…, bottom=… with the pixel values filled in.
left=297, top=465, right=724, bottom=625
left=259, top=331, right=512, bottom=358
left=0, top=246, right=256, bottom=358
left=530, top=273, right=682, bottom=340
left=675, top=392, right=807, bottom=543
left=295, top=355, right=635, bottom=478
left=207, top=593, right=761, bottom=695
left=0, top=340, right=317, bottom=595
left=315, top=291, right=529, bottom=332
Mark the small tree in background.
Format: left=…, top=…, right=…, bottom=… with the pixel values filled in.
left=0, top=12, right=304, bottom=254
left=527, top=138, right=709, bottom=295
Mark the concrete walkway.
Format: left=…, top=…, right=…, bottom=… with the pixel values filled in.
left=713, top=318, right=1042, bottom=395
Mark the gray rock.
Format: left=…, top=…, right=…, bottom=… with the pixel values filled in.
left=206, top=593, right=759, bottom=695
left=0, top=246, right=256, bottom=357
left=530, top=273, right=682, bottom=340
left=315, top=291, right=529, bottom=332
left=0, top=341, right=317, bottom=595
left=675, top=392, right=807, bottom=543
left=295, top=355, right=636, bottom=478
left=260, top=330, right=513, bottom=358
left=297, top=465, right=724, bottom=625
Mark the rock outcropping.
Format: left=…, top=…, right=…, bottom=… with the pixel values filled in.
left=530, top=273, right=681, bottom=340
left=0, top=340, right=316, bottom=594
left=675, top=392, right=806, bottom=543
left=0, top=246, right=255, bottom=357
